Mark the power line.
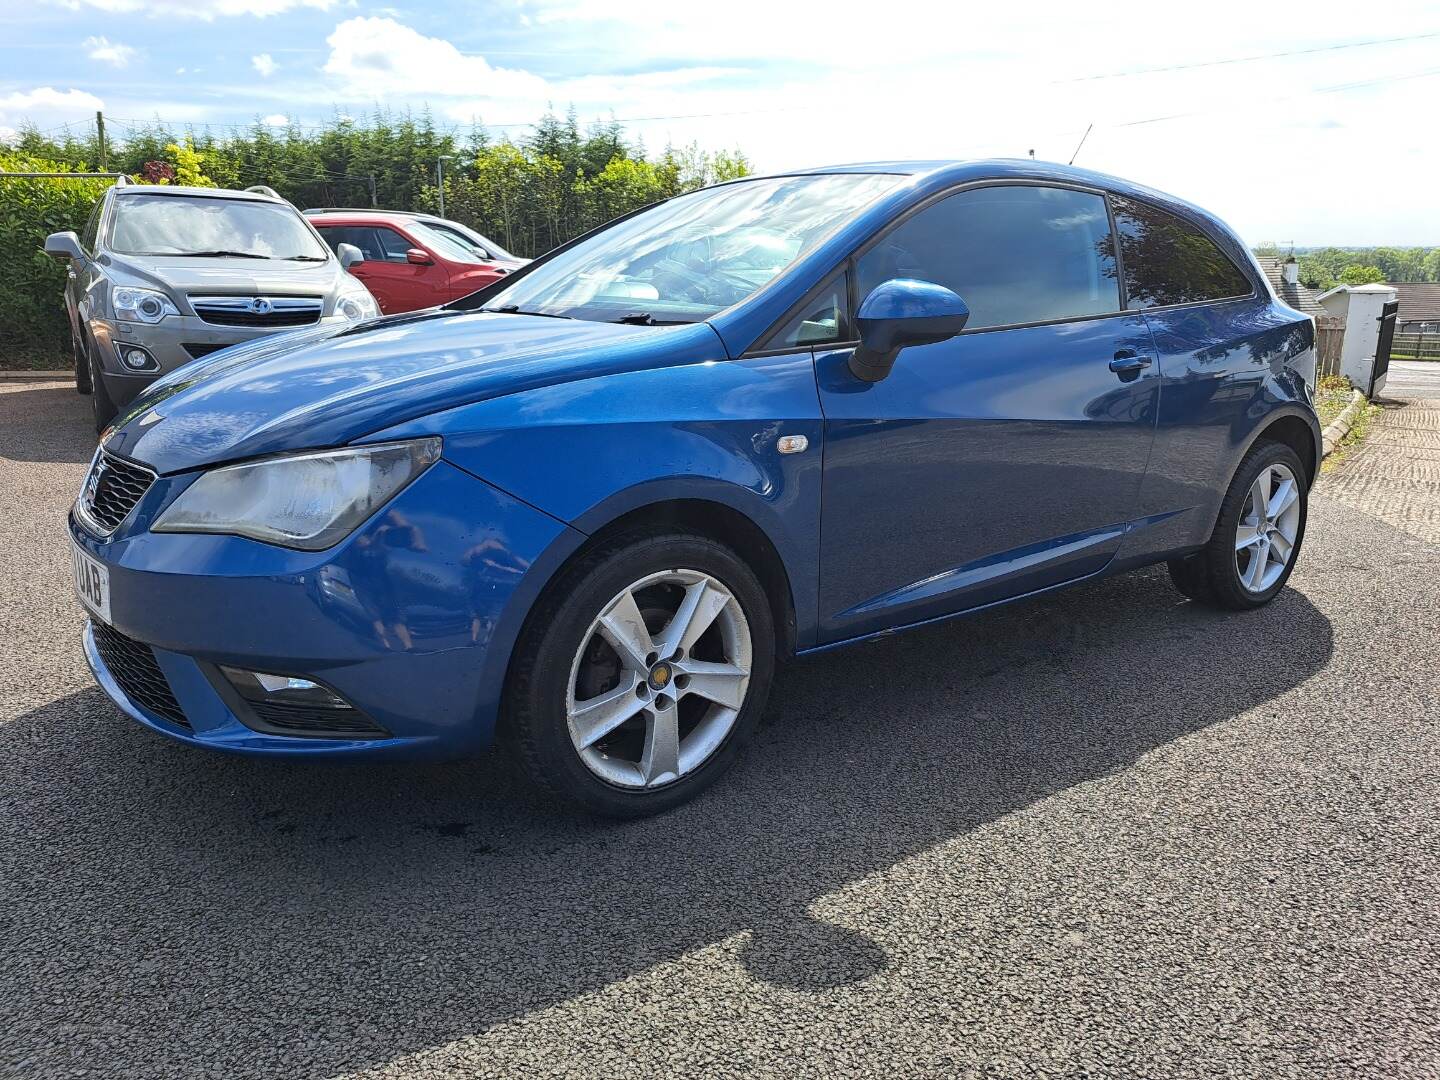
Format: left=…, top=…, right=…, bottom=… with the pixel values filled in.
left=1054, top=29, right=1440, bottom=83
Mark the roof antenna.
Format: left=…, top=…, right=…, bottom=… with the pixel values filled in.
left=1067, top=123, right=1093, bottom=166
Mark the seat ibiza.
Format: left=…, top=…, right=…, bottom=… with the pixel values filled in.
left=71, top=160, right=1320, bottom=817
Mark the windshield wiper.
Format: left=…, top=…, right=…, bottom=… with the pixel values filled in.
left=282, top=254, right=327, bottom=262
left=169, top=249, right=271, bottom=260
left=615, top=312, right=692, bottom=326
left=482, top=304, right=574, bottom=320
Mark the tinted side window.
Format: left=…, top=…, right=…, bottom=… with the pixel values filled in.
left=318, top=226, right=377, bottom=260
left=80, top=201, right=102, bottom=253
left=855, top=185, right=1120, bottom=330
left=1110, top=195, right=1251, bottom=308
left=762, top=272, right=850, bottom=350
left=374, top=227, right=414, bottom=261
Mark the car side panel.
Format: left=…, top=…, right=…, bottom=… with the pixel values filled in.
left=368, top=352, right=827, bottom=649
left=1115, top=297, right=1318, bottom=566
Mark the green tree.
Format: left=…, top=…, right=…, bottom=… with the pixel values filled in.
left=1338, top=264, right=1385, bottom=286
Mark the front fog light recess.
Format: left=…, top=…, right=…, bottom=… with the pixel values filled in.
left=115, top=343, right=160, bottom=372
left=219, top=666, right=388, bottom=737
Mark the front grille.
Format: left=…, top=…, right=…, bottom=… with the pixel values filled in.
left=77, top=452, right=155, bottom=536
left=190, top=295, right=323, bottom=328
left=183, top=342, right=228, bottom=359
left=248, top=700, right=388, bottom=737
left=91, top=622, right=189, bottom=728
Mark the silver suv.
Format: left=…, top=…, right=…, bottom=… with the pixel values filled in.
left=45, top=182, right=378, bottom=431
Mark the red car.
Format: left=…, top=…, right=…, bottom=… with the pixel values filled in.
left=309, top=211, right=527, bottom=314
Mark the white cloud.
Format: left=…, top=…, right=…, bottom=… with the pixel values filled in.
left=83, top=36, right=137, bottom=67
left=262, top=113, right=288, bottom=126
left=0, top=87, right=105, bottom=116
left=252, top=53, right=278, bottom=77
left=51, top=0, right=334, bottom=18
left=323, top=17, right=548, bottom=100
left=0, top=87, right=105, bottom=138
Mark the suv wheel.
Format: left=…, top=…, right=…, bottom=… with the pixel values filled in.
left=73, top=332, right=92, bottom=395
left=88, top=346, right=118, bottom=433
left=1168, top=440, right=1308, bottom=610
left=505, top=531, right=775, bottom=818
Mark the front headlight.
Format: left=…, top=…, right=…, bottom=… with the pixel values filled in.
left=337, top=281, right=379, bottom=321
left=112, top=286, right=179, bottom=324
left=152, top=439, right=441, bottom=550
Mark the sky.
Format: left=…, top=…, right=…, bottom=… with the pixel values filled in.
left=2, top=0, right=1439, bottom=246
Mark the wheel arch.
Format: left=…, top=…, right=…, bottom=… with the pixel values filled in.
left=573, top=498, right=800, bottom=659
left=1246, top=408, right=1321, bottom=489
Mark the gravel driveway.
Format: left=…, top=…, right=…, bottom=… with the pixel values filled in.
left=3, top=379, right=1438, bottom=1079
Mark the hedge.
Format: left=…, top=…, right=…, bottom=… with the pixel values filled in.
left=0, top=152, right=114, bottom=368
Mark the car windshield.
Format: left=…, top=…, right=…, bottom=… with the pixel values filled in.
left=406, top=221, right=488, bottom=264
left=109, top=193, right=330, bottom=260
left=428, top=221, right=514, bottom=261
left=480, top=173, right=902, bottom=323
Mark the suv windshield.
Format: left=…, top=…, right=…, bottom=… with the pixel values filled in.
left=109, top=193, right=330, bottom=260
left=481, top=173, right=902, bottom=324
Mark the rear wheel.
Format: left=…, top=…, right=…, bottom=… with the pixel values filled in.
left=1167, top=440, right=1308, bottom=610
left=505, top=531, right=775, bottom=818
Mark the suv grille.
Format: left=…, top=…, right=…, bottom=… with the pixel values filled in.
left=190, top=296, right=323, bottom=328
left=77, top=452, right=155, bottom=536
left=91, top=622, right=189, bottom=728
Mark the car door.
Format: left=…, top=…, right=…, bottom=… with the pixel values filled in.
left=320, top=225, right=449, bottom=314
left=66, top=199, right=104, bottom=347
left=812, top=183, right=1160, bottom=642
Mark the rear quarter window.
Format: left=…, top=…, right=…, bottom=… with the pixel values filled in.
left=1110, top=195, right=1252, bottom=308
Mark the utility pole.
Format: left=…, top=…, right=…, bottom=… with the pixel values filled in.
left=95, top=111, right=108, bottom=172
left=436, top=158, right=445, bottom=217
left=368, top=174, right=377, bottom=207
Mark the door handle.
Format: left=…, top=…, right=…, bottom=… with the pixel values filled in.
left=1109, top=352, right=1153, bottom=375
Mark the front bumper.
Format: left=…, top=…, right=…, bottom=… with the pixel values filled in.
left=72, top=458, right=583, bottom=759
left=91, top=314, right=352, bottom=408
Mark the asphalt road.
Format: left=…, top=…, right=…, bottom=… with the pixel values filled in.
left=3, top=379, right=1439, bottom=1080
left=1384, top=360, right=1440, bottom=401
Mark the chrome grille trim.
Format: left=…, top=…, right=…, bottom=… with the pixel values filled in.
left=189, top=295, right=324, bottom=328
left=75, top=449, right=157, bottom=538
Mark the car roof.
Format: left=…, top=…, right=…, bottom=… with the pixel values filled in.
left=306, top=210, right=421, bottom=227
left=110, top=184, right=288, bottom=203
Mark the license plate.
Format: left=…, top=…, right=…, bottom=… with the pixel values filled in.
left=72, top=542, right=111, bottom=624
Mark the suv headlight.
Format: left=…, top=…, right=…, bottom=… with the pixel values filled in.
left=337, top=281, right=379, bottom=321
left=112, top=286, right=179, bottom=324
left=152, top=439, right=440, bottom=550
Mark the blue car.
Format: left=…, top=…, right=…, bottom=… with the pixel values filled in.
left=70, top=160, right=1320, bottom=817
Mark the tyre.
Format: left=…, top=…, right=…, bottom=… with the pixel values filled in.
left=504, top=531, right=776, bottom=818
left=1167, top=440, right=1308, bottom=610
left=73, top=332, right=92, bottom=395
left=88, top=347, right=118, bottom=433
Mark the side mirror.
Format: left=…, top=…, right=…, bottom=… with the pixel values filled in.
left=44, top=231, right=85, bottom=262
left=406, top=248, right=434, bottom=266
left=849, top=278, right=970, bottom=383
left=336, top=243, right=364, bottom=269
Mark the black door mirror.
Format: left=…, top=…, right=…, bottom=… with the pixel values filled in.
left=850, top=278, right=970, bottom=383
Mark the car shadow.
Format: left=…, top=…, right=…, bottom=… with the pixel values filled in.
left=0, top=382, right=96, bottom=464
left=1, top=565, right=1333, bottom=1078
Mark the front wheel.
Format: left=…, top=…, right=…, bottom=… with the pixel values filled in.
left=73, top=331, right=92, bottom=395
left=504, top=532, right=775, bottom=818
left=89, top=349, right=118, bottom=434
left=1168, top=440, right=1308, bottom=610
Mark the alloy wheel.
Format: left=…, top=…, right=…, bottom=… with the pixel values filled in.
left=1235, top=462, right=1301, bottom=593
left=566, top=569, right=752, bottom=789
